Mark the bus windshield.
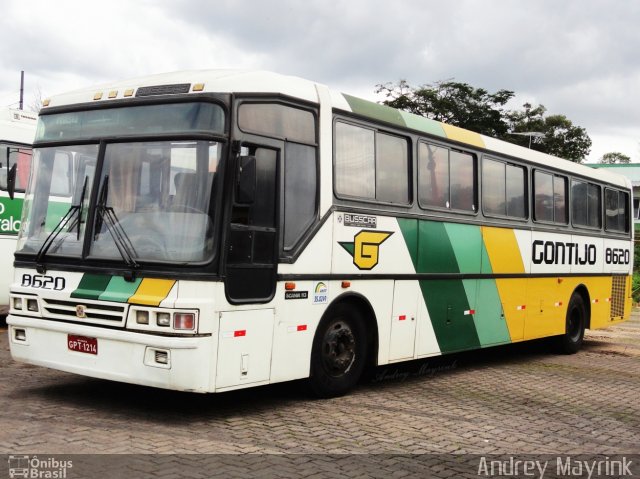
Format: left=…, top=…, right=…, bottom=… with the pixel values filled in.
left=17, top=139, right=222, bottom=264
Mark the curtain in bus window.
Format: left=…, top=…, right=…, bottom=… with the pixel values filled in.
left=534, top=171, right=554, bottom=222
left=606, top=189, right=620, bottom=231
left=605, top=189, right=628, bottom=232
left=571, top=181, right=587, bottom=226
left=419, top=143, right=449, bottom=208
left=335, top=122, right=374, bottom=198
left=553, top=176, right=567, bottom=223
left=506, top=164, right=526, bottom=218
left=450, top=151, right=475, bottom=211
left=587, top=184, right=601, bottom=228
left=482, top=158, right=505, bottom=215
left=106, top=145, right=141, bottom=214
left=376, top=133, right=409, bottom=204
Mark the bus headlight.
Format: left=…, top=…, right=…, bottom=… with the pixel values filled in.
left=156, top=312, right=171, bottom=327
left=27, top=299, right=39, bottom=312
left=13, top=297, right=23, bottom=310
left=136, top=310, right=150, bottom=325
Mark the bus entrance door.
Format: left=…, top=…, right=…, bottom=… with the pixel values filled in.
left=224, top=146, right=278, bottom=303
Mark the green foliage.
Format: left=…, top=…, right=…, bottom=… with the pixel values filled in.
left=599, top=152, right=631, bottom=164
left=633, top=271, right=640, bottom=303
left=376, top=80, right=514, bottom=138
left=377, top=80, right=592, bottom=163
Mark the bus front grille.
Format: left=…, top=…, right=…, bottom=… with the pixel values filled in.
left=41, top=298, right=127, bottom=325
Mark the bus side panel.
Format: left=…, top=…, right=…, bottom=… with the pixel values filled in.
left=483, top=227, right=529, bottom=342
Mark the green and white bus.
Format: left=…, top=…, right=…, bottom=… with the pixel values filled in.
left=0, top=107, right=36, bottom=316
left=7, top=71, right=633, bottom=396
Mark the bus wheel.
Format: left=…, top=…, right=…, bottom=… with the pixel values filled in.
left=556, top=293, right=586, bottom=354
left=308, top=304, right=367, bottom=398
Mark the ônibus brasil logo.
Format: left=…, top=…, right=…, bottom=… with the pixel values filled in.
left=339, top=230, right=393, bottom=270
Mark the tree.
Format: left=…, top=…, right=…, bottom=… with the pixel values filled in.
left=376, top=80, right=514, bottom=138
left=377, top=80, right=592, bottom=163
left=599, top=152, right=631, bottom=164
left=29, top=86, right=44, bottom=113
left=505, top=103, right=592, bottom=162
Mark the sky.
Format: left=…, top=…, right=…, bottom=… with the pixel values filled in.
left=1, top=0, right=638, bottom=163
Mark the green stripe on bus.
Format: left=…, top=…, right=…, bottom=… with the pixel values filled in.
left=417, top=221, right=457, bottom=273
left=474, top=279, right=511, bottom=346
left=343, top=94, right=407, bottom=128
left=71, top=274, right=112, bottom=300
left=419, top=279, right=481, bottom=352
left=397, top=218, right=418, bottom=267
left=443, top=223, right=482, bottom=273
left=99, top=276, right=143, bottom=302
left=399, top=111, right=447, bottom=138
left=397, top=220, right=481, bottom=353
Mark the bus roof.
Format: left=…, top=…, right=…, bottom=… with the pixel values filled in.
left=0, top=107, right=37, bottom=144
left=42, top=69, right=629, bottom=189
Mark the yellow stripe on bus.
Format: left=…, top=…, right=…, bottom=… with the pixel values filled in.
left=481, top=227, right=526, bottom=341
left=441, top=123, right=485, bottom=149
left=481, top=227, right=525, bottom=274
left=128, top=278, right=176, bottom=306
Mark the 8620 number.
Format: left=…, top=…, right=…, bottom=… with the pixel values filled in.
left=21, top=273, right=66, bottom=290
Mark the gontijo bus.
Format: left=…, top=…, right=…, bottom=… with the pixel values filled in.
left=0, top=107, right=36, bottom=316
left=7, top=71, right=633, bottom=396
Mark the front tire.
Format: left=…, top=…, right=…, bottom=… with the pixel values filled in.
left=556, top=293, right=586, bottom=354
left=308, top=304, right=368, bottom=398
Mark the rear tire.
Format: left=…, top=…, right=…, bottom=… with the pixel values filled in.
left=308, top=304, right=368, bottom=398
left=555, top=293, right=586, bottom=354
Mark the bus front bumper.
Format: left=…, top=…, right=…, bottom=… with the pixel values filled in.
left=7, top=315, right=215, bottom=393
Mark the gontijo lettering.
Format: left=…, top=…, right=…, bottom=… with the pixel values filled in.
left=532, top=240, right=597, bottom=265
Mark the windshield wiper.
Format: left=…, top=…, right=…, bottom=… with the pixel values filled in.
left=35, top=176, right=88, bottom=274
left=94, top=176, right=140, bottom=272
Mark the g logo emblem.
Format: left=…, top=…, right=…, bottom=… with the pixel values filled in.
left=340, top=230, right=393, bottom=270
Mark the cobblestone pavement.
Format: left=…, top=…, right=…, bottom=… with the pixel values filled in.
left=1, top=313, right=639, bottom=477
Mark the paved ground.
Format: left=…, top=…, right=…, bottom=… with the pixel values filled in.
left=1, top=313, right=639, bottom=477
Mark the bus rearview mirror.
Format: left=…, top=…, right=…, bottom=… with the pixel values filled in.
left=7, top=163, right=17, bottom=200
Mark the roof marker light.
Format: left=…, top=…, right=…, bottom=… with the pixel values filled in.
left=124, top=89, right=134, bottom=97
left=192, top=83, right=205, bottom=92
left=42, top=99, right=51, bottom=107
left=108, top=90, right=118, bottom=99
left=93, top=92, right=103, bottom=100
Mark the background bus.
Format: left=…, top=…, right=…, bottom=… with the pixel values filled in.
left=6, top=71, right=633, bottom=397
left=0, top=107, right=36, bottom=316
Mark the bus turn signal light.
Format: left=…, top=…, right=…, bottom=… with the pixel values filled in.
left=285, top=282, right=296, bottom=291
left=174, top=313, right=195, bottom=330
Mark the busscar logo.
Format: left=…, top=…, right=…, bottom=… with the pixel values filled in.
left=339, top=230, right=393, bottom=270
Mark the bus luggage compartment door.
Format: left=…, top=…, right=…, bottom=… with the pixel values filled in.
left=216, top=309, right=275, bottom=389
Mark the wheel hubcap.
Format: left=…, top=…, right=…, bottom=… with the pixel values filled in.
left=322, top=320, right=356, bottom=376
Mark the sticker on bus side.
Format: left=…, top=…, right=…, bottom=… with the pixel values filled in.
left=313, top=282, right=328, bottom=305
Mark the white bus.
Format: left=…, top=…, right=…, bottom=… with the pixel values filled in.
left=0, top=108, right=36, bottom=316
left=7, top=71, right=633, bottom=396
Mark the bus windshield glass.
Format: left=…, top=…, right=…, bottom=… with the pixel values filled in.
left=18, top=139, right=222, bottom=264
left=36, top=102, right=225, bottom=141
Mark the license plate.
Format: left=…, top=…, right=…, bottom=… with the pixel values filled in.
left=67, top=334, right=98, bottom=355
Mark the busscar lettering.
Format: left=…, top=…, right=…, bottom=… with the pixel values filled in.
left=343, top=213, right=377, bottom=229
left=532, top=240, right=597, bottom=265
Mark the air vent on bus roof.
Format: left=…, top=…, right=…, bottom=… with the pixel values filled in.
left=135, top=83, right=191, bottom=97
